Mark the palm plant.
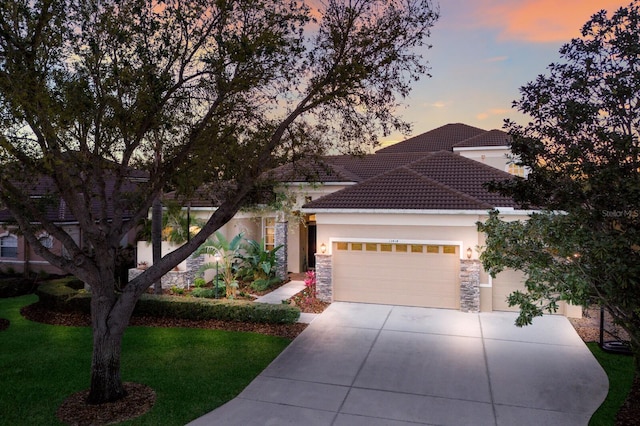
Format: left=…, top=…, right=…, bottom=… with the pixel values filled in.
left=238, top=239, right=283, bottom=291
left=193, top=232, right=244, bottom=298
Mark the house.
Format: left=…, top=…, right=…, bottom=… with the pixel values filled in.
left=0, top=173, right=141, bottom=276
left=137, top=123, right=579, bottom=317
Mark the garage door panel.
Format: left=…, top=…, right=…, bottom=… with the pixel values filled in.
left=333, top=243, right=460, bottom=309
left=492, top=269, right=565, bottom=315
left=492, top=269, right=525, bottom=311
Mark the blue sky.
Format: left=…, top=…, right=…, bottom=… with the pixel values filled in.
left=379, top=0, right=630, bottom=146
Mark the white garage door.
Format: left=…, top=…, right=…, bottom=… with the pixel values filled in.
left=492, top=269, right=565, bottom=314
left=492, top=269, right=526, bottom=311
left=332, top=242, right=460, bottom=309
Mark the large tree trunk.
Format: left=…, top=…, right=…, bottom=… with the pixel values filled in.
left=86, top=272, right=138, bottom=404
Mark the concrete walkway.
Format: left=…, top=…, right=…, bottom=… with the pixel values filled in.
left=255, top=280, right=319, bottom=324
left=188, top=302, right=609, bottom=426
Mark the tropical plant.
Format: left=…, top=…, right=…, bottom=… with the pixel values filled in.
left=238, top=239, right=283, bottom=291
left=194, top=232, right=244, bottom=298
left=137, top=201, right=205, bottom=245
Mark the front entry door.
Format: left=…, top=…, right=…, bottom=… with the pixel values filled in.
left=307, top=224, right=317, bottom=269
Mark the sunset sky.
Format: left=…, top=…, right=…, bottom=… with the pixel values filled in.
left=379, top=0, right=630, bottom=146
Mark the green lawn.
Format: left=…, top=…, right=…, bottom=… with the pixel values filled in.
left=0, top=295, right=291, bottom=425
left=588, top=342, right=635, bottom=426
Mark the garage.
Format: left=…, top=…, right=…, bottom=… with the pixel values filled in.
left=491, top=269, right=526, bottom=311
left=332, top=241, right=460, bottom=309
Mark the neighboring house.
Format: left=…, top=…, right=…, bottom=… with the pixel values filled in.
left=139, top=123, right=579, bottom=317
left=0, top=174, right=141, bottom=276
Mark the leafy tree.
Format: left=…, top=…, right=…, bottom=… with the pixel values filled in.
left=0, top=0, right=438, bottom=403
left=478, top=1, right=640, bottom=372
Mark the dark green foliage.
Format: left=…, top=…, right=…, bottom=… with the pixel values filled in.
left=239, top=239, right=283, bottom=291
left=479, top=1, right=640, bottom=371
left=0, top=276, right=35, bottom=298
left=250, top=277, right=282, bottom=292
left=36, top=278, right=300, bottom=324
left=135, top=295, right=300, bottom=324
left=191, top=288, right=218, bottom=299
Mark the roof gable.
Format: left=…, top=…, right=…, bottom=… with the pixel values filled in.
left=453, top=129, right=511, bottom=148
left=375, top=123, right=487, bottom=154
left=405, top=151, right=518, bottom=208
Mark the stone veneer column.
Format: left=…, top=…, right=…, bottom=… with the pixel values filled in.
left=315, top=254, right=332, bottom=302
left=186, top=254, right=205, bottom=286
left=275, top=220, right=288, bottom=281
left=459, top=259, right=480, bottom=313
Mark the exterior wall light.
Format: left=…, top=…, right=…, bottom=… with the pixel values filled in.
left=466, top=247, right=472, bottom=259
left=320, top=243, right=327, bottom=254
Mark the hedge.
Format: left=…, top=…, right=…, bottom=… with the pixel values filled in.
left=36, top=279, right=300, bottom=324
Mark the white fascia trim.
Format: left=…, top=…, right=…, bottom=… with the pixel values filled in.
left=301, top=208, right=540, bottom=216
left=329, top=237, right=466, bottom=259
left=453, top=146, right=509, bottom=152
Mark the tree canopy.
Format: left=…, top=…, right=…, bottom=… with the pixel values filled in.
left=0, top=0, right=438, bottom=403
left=478, top=1, right=640, bottom=370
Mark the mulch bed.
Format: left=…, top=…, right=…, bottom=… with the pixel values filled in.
left=56, top=382, right=155, bottom=426
left=0, top=318, right=9, bottom=331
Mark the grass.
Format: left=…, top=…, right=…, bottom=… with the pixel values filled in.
left=588, top=342, right=636, bottom=426
left=0, top=295, right=292, bottom=425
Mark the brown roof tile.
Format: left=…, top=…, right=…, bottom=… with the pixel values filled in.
left=375, top=123, right=487, bottom=154
left=453, top=129, right=511, bottom=148
left=405, top=151, right=519, bottom=208
left=304, top=166, right=493, bottom=210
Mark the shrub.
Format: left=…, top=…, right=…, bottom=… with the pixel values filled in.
left=191, top=288, right=219, bottom=299
left=36, top=278, right=300, bottom=324
left=0, top=277, right=36, bottom=298
left=135, top=295, right=300, bottom=324
left=36, top=277, right=91, bottom=312
left=193, top=277, right=206, bottom=288
left=250, top=277, right=281, bottom=292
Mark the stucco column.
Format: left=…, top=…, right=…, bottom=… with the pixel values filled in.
left=315, top=254, right=332, bottom=302
left=275, top=220, right=288, bottom=281
left=460, top=259, right=480, bottom=313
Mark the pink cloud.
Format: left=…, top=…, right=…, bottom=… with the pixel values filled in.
left=472, top=0, right=629, bottom=42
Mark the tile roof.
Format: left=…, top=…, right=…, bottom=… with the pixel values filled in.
left=453, top=129, right=511, bottom=148
left=375, top=123, right=487, bottom=153
left=404, top=151, right=518, bottom=208
left=0, top=172, right=146, bottom=224
left=303, top=166, right=493, bottom=210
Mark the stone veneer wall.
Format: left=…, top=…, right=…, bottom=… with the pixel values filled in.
left=460, top=259, right=480, bottom=313
left=186, top=254, right=205, bottom=285
left=128, top=268, right=188, bottom=289
left=315, top=254, right=332, bottom=302
left=275, top=220, right=288, bottom=281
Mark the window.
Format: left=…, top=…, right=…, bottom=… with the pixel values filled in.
left=351, top=243, right=362, bottom=251
left=426, top=245, right=439, bottom=253
left=365, top=243, right=377, bottom=252
left=411, top=244, right=423, bottom=253
left=507, top=163, right=526, bottom=177
left=395, top=244, right=407, bottom=252
left=38, top=234, right=53, bottom=249
left=263, top=218, right=275, bottom=250
left=0, top=234, right=18, bottom=258
left=336, top=242, right=348, bottom=251
left=443, top=245, right=457, bottom=254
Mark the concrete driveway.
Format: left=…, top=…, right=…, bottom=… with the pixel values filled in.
left=188, top=302, right=609, bottom=426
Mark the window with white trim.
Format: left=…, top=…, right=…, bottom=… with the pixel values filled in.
left=263, top=218, right=275, bottom=250
left=0, top=234, right=18, bottom=258
left=38, top=234, right=54, bottom=249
